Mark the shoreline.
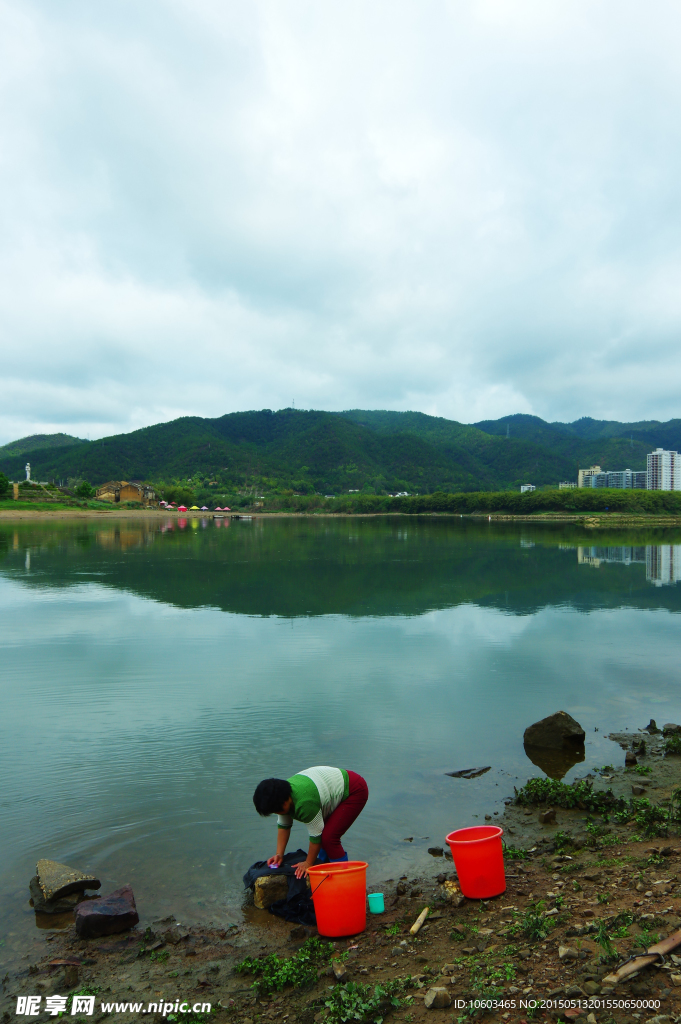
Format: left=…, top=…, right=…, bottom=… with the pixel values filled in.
left=3, top=507, right=681, bottom=527
left=3, top=732, right=681, bottom=1024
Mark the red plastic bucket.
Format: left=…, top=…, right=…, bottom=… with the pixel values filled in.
left=307, top=861, right=368, bottom=937
left=446, top=826, right=506, bottom=899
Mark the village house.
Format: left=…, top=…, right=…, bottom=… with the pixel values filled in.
left=95, top=481, right=157, bottom=505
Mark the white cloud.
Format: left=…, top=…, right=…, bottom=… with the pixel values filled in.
left=1, top=0, right=681, bottom=443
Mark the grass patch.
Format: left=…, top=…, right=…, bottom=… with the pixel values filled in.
left=514, top=777, right=626, bottom=814
left=502, top=842, right=529, bottom=860
left=323, top=979, right=409, bottom=1024
left=506, top=901, right=553, bottom=942
left=236, top=937, right=335, bottom=996
left=665, top=735, right=681, bottom=757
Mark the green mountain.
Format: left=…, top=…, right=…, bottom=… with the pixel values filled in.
left=0, top=432, right=84, bottom=458
left=0, top=409, right=673, bottom=496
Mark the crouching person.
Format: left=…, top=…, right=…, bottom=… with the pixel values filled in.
left=253, top=766, right=368, bottom=878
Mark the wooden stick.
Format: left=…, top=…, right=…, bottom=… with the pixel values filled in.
left=410, top=907, right=429, bottom=935
left=603, top=927, right=681, bottom=986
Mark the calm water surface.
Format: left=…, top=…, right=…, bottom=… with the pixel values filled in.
left=1, top=516, right=681, bottom=960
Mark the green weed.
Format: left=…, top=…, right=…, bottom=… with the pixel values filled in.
left=552, top=830, right=574, bottom=852
left=665, top=735, right=681, bottom=757
left=236, top=936, right=335, bottom=995
left=323, top=979, right=408, bottom=1024
left=385, top=924, right=400, bottom=936
left=638, top=928, right=659, bottom=949
left=595, top=921, right=617, bottom=962
left=597, top=893, right=609, bottom=904
left=507, top=901, right=553, bottom=942
left=502, top=842, right=529, bottom=860
left=149, top=950, right=170, bottom=963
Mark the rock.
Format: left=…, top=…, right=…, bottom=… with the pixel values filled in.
left=396, top=882, right=408, bottom=895
left=625, top=751, right=638, bottom=766
left=461, top=947, right=478, bottom=955
left=253, top=874, right=289, bottom=909
left=290, top=925, right=308, bottom=940
left=35, top=859, right=101, bottom=902
left=559, top=946, right=578, bottom=960
left=583, top=980, right=601, bottom=995
left=150, top=915, right=187, bottom=944
left=583, top=871, right=602, bottom=882
left=539, top=809, right=557, bottom=824
left=63, top=966, right=79, bottom=989
left=333, top=962, right=347, bottom=981
left=664, top=723, right=681, bottom=735
left=670, top=974, right=681, bottom=986
left=74, top=884, right=139, bottom=938
left=643, top=719, right=661, bottom=733
left=29, top=876, right=84, bottom=915
left=565, top=985, right=585, bottom=997
left=524, top=711, right=585, bottom=750
left=391, top=946, right=404, bottom=956
left=632, top=785, right=646, bottom=796
left=424, top=987, right=452, bottom=1009
left=436, top=873, right=446, bottom=884
left=441, top=964, right=458, bottom=976
left=427, top=847, right=444, bottom=857
left=581, top=909, right=595, bottom=918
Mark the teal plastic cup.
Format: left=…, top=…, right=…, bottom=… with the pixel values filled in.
left=367, top=892, right=384, bottom=914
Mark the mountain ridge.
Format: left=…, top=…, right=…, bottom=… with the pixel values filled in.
left=1, top=409, right=678, bottom=495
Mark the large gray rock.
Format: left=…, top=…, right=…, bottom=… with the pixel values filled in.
left=524, top=711, right=585, bottom=750
left=29, top=876, right=84, bottom=915
left=35, top=859, right=101, bottom=902
left=74, top=885, right=139, bottom=938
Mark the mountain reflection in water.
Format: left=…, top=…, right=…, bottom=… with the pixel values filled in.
left=2, top=518, right=681, bottom=617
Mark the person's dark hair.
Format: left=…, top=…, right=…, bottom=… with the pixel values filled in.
left=253, top=778, right=292, bottom=816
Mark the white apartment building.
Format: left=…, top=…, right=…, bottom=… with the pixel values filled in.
left=520, top=484, right=535, bottom=493
left=647, top=448, right=681, bottom=490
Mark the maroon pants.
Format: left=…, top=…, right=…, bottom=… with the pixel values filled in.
left=320, top=771, right=369, bottom=860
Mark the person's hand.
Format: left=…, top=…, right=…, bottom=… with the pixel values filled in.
left=292, top=861, right=312, bottom=879
left=267, top=854, right=283, bottom=868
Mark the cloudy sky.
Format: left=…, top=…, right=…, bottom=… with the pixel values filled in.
left=1, top=0, right=681, bottom=444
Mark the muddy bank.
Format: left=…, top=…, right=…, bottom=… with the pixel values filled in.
left=3, top=731, right=681, bottom=1024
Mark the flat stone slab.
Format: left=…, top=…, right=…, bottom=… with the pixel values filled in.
left=74, top=885, right=139, bottom=938
left=29, top=876, right=84, bottom=915
left=36, top=859, right=101, bottom=902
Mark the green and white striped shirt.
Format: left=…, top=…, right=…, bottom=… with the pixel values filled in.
left=277, top=766, right=350, bottom=843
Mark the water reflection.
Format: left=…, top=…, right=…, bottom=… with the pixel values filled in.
left=523, top=743, right=586, bottom=781
left=577, top=545, right=681, bottom=586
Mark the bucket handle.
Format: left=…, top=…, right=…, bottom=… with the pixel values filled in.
left=310, top=873, right=331, bottom=897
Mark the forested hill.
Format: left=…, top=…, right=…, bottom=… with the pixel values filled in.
left=0, top=409, right=676, bottom=495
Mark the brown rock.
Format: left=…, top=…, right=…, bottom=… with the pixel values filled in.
left=523, top=711, right=585, bottom=750
left=424, top=987, right=452, bottom=1009
left=332, top=961, right=347, bottom=981
left=254, top=874, right=289, bottom=909
left=74, top=885, right=139, bottom=938
left=625, top=751, right=638, bottom=766
left=539, top=809, right=557, bottom=824
left=632, top=785, right=646, bottom=796
left=35, top=859, right=101, bottom=902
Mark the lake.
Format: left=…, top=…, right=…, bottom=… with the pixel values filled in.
left=1, top=515, right=680, bottom=961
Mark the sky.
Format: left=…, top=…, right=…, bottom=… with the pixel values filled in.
left=1, top=0, right=681, bottom=444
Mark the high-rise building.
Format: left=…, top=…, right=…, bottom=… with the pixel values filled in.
left=583, top=468, right=647, bottom=488
left=578, top=466, right=601, bottom=487
left=647, top=448, right=681, bottom=490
